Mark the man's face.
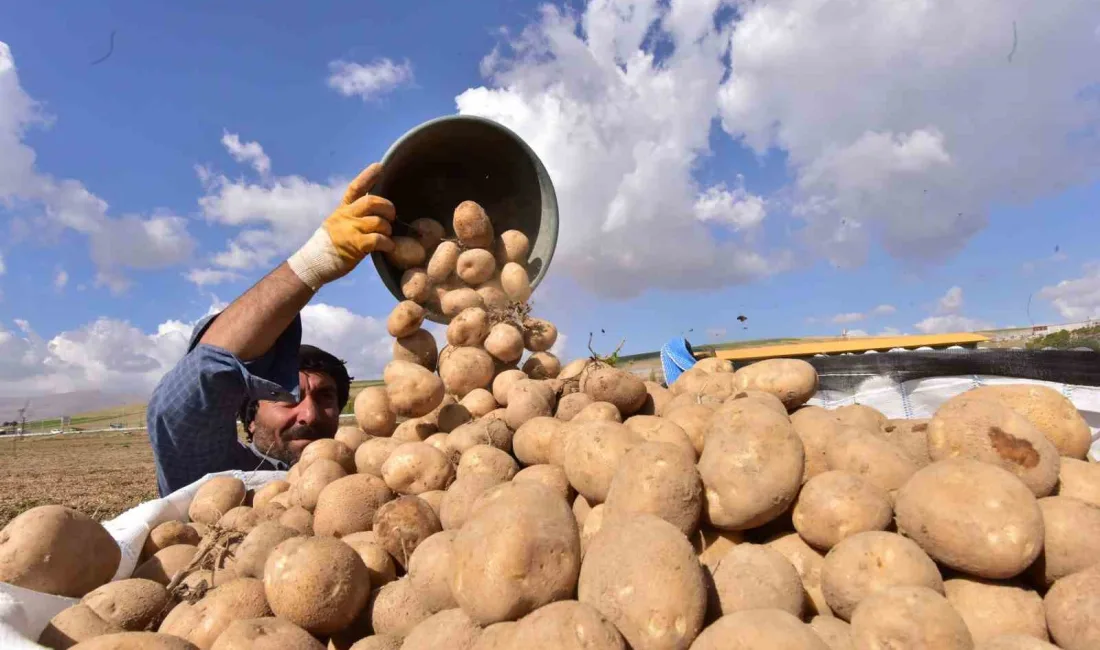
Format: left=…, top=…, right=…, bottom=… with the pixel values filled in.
left=249, top=370, right=341, bottom=464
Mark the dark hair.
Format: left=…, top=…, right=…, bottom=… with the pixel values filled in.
left=242, top=345, right=352, bottom=434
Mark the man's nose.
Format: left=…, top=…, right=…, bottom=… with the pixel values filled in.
left=296, top=396, right=318, bottom=424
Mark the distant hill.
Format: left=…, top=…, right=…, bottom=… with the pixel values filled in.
left=0, top=391, right=146, bottom=422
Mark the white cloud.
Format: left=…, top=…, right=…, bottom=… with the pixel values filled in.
left=829, top=303, right=896, bottom=324
left=327, top=58, right=414, bottom=101
left=832, top=312, right=865, bottom=324
left=54, top=268, right=67, bottom=289
left=1038, top=263, right=1100, bottom=321
left=937, top=286, right=964, bottom=313
left=299, top=303, right=394, bottom=381
left=871, top=304, right=896, bottom=316
left=221, top=131, right=271, bottom=176
left=844, top=329, right=869, bottom=337
left=0, top=42, right=195, bottom=290
left=185, top=268, right=243, bottom=287
left=913, top=314, right=993, bottom=334
left=550, top=331, right=569, bottom=360
left=879, top=327, right=903, bottom=336
left=455, top=1, right=790, bottom=297
left=717, top=0, right=1100, bottom=266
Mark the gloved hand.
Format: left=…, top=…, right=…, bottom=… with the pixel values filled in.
left=287, top=163, right=396, bottom=290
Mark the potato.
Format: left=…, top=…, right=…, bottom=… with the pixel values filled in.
left=825, top=428, right=916, bottom=495
left=68, top=632, right=201, bottom=649
left=394, top=530, right=457, bottom=615
left=573, top=495, right=593, bottom=528
left=976, top=637, right=1060, bottom=650
left=578, top=515, right=705, bottom=650
left=522, top=351, right=561, bottom=379
left=392, top=329, right=439, bottom=372
left=511, top=417, right=560, bottom=466
left=392, top=418, right=436, bottom=443
left=555, top=393, right=593, bottom=421
left=367, top=578, right=435, bottom=638
left=563, top=421, right=640, bottom=503
left=604, top=442, right=702, bottom=536
left=895, top=459, right=1043, bottom=579
left=402, top=609, right=482, bottom=650
left=417, top=490, right=446, bottom=521
left=456, top=249, right=497, bottom=285
left=232, top=522, right=298, bottom=580
left=491, top=369, right=526, bottom=406
left=355, top=437, right=403, bottom=477
left=1030, top=496, right=1100, bottom=587
left=159, top=578, right=272, bottom=648
left=217, top=506, right=261, bottom=533
left=580, top=364, right=647, bottom=416
left=962, top=384, right=1092, bottom=459
left=929, top=397, right=1061, bottom=497
left=1056, top=457, right=1100, bottom=507
left=435, top=405, right=470, bottom=435
left=451, top=482, right=581, bottom=624
left=482, top=325, right=522, bottom=365
left=278, top=507, right=313, bottom=536
left=790, top=406, right=845, bottom=483
left=623, top=415, right=696, bottom=459
left=373, top=496, right=442, bottom=569
left=517, top=318, right=556, bottom=353
left=879, top=418, right=932, bottom=467
left=189, top=477, right=247, bottom=526
left=792, top=471, right=892, bottom=550
left=809, top=616, right=852, bottom=650
left=387, top=302, right=425, bottom=339
left=635, top=381, right=670, bottom=416
left=385, top=236, right=426, bottom=269
left=458, top=445, right=518, bottom=482
left=440, top=475, right=504, bottom=531
left=332, top=429, right=368, bottom=456
left=849, top=586, right=973, bottom=650
left=143, top=520, right=202, bottom=560
left=505, top=380, right=556, bottom=430
left=408, top=217, right=444, bottom=253
left=508, top=600, right=624, bottom=649
left=446, top=308, right=489, bottom=348
left=1044, top=564, right=1100, bottom=650
left=662, top=404, right=713, bottom=455
left=711, top=543, right=805, bottom=618
left=453, top=201, right=494, bottom=248
left=381, top=442, right=455, bottom=495
left=81, top=578, right=170, bottom=631
left=400, top=268, right=432, bottom=304
left=40, top=603, right=123, bottom=648
left=313, top=474, right=395, bottom=537
left=133, top=544, right=197, bottom=585
left=832, top=404, right=887, bottom=432
left=442, top=288, right=485, bottom=318
left=263, top=537, right=369, bottom=635
left=513, top=464, right=573, bottom=502
left=944, top=577, right=1047, bottom=644
left=340, top=531, right=397, bottom=590
left=476, top=283, right=510, bottom=311
left=291, top=459, right=347, bottom=511
left=351, top=389, right=395, bottom=439
left=692, top=527, right=744, bottom=574
left=767, top=532, right=831, bottom=618
left=572, top=401, right=623, bottom=423
left=500, top=262, right=531, bottom=302
left=298, top=439, right=356, bottom=474
left=384, top=360, right=445, bottom=418
left=427, top=240, right=460, bottom=283
left=664, top=392, right=723, bottom=413
left=210, top=617, right=323, bottom=650
left=494, top=229, right=529, bottom=265
left=698, top=405, right=804, bottom=530
left=731, top=358, right=818, bottom=410
left=821, top=531, right=943, bottom=621
left=690, top=609, right=829, bottom=650
left=580, top=504, right=607, bottom=555
left=439, top=346, right=495, bottom=398
left=460, top=388, right=497, bottom=417
left=449, top=418, right=513, bottom=454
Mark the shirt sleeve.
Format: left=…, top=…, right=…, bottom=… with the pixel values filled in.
left=146, top=313, right=303, bottom=495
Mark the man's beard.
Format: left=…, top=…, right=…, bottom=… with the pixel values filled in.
left=252, top=422, right=325, bottom=465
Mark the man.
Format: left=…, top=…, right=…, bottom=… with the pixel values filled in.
left=147, top=163, right=396, bottom=495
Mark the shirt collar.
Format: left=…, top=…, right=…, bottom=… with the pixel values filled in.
left=248, top=441, right=289, bottom=471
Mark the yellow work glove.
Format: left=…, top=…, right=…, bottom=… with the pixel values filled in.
left=287, top=163, right=396, bottom=291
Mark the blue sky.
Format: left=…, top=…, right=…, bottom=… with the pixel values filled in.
left=1, top=0, right=1099, bottom=396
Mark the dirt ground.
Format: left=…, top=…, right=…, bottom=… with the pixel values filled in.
left=0, top=431, right=159, bottom=528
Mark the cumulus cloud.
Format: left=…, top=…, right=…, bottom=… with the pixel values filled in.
left=0, top=42, right=196, bottom=291
left=185, top=268, right=243, bottom=287
left=299, top=303, right=394, bottom=380
left=327, top=58, right=414, bottom=100
left=829, top=303, right=897, bottom=324
left=937, top=286, right=964, bottom=313
left=549, top=331, right=569, bottom=359
left=694, top=181, right=767, bottom=231
left=871, top=304, right=897, bottom=316
left=844, top=329, right=869, bottom=337
left=221, top=131, right=271, bottom=176
left=1039, top=262, right=1100, bottom=321
left=913, top=314, right=993, bottom=334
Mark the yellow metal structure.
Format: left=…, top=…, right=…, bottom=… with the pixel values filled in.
left=715, top=332, right=989, bottom=362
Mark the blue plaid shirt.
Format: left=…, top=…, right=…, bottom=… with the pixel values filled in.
left=146, top=313, right=302, bottom=496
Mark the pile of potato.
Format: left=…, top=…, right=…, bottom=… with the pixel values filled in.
left=3, top=203, right=1100, bottom=650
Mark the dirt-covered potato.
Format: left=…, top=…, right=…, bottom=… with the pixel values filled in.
left=189, top=477, right=248, bottom=526
left=1030, top=496, right=1100, bottom=587
left=698, top=404, right=804, bottom=530
left=437, top=404, right=472, bottom=434
left=454, top=201, right=494, bottom=249
left=341, top=531, right=398, bottom=589
left=505, top=380, right=556, bottom=430
left=508, top=600, right=624, bottom=649
left=512, top=416, right=561, bottom=466
left=400, top=268, right=432, bottom=304
left=579, top=364, right=647, bottom=417
left=456, top=249, right=497, bottom=285
left=405, top=530, right=459, bottom=614
left=879, top=418, right=932, bottom=467
left=381, top=442, right=455, bottom=495
left=277, top=507, right=313, bottom=535
left=790, top=406, right=845, bottom=483
left=849, top=586, right=973, bottom=650
left=451, top=482, right=581, bottom=624
left=459, top=389, right=497, bottom=418
left=513, top=464, right=573, bottom=502
left=831, top=404, right=886, bottom=432
left=385, top=236, right=426, bottom=270
left=962, top=384, right=1092, bottom=459
left=159, top=578, right=272, bottom=649
left=290, top=459, right=347, bottom=511
left=401, top=608, right=482, bottom=650
left=691, top=527, right=744, bottom=575
left=664, top=392, right=723, bottom=413
left=623, top=415, right=696, bottom=459
left=604, top=442, right=702, bottom=536
left=929, top=397, right=1061, bottom=497
left=821, top=531, right=944, bottom=621
left=142, top=520, right=202, bottom=560
left=427, top=240, right=460, bottom=283
left=440, top=346, right=495, bottom=398
left=792, top=471, right=892, bottom=550
left=1044, top=564, right=1100, bottom=650
left=458, top=445, right=518, bottom=483
left=439, top=475, right=504, bottom=531
left=0, top=505, right=121, bottom=598
left=262, top=538, right=368, bottom=636
left=494, top=229, right=530, bottom=265
left=40, top=604, right=123, bottom=648
left=500, top=262, right=532, bottom=302
left=447, top=307, right=490, bottom=347
left=68, top=632, right=201, bottom=649
left=477, top=282, right=510, bottom=311
left=809, top=616, right=852, bottom=650
left=522, top=352, right=561, bottom=379
left=711, top=543, right=805, bottom=618
left=366, top=578, right=435, bottom=639
left=484, top=323, right=525, bottom=364
left=442, top=288, right=486, bottom=319
left=663, top=403, right=713, bottom=455
left=384, top=360, right=445, bottom=418
left=80, top=578, right=170, bottom=632
left=392, top=329, right=439, bottom=371
left=731, top=358, right=818, bottom=410
left=556, top=393, right=593, bottom=421
left=449, top=417, right=513, bottom=454
left=387, top=301, right=426, bottom=339
left=825, top=428, right=917, bottom=495
left=579, top=515, right=706, bottom=650
left=518, top=318, right=557, bottom=353
left=1056, top=457, right=1100, bottom=507
left=233, top=522, right=298, bottom=580
left=133, top=544, right=198, bottom=585
left=694, top=357, right=735, bottom=374
left=373, top=496, right=442, bottom=569
left=298, top=439, right=356, bottom=474
left=944, top=577, right=1048, bottom=644
left=217, top=506, right=261, bottom=534
left=313, top=474, right=395, bottom=537
left=491, top=369, right=526, bottom=406
left=392, top=418, right=436, bottom=443
left=210, top=617, right=323, bottom=650
left=767, top=532, right=831, bottom=618
left=690, top=609, right=829, bottom=650
left=355, top=437, right=403, bottom=477
left=572, top=401, right=623, bottom=423
left=635, top=381, right=671, bottom=416
left=334, top=427, right=370, bottom=454
left=563, top=421, right=640, bottom=503
left=354, top=387, right=397, bottom=437
left=408, top=218, right=444, bottom=253
left=895, top=460, right=1043, bottom=580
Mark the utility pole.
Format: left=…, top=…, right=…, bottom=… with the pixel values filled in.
left=16, top=400, right=29, bottom=436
